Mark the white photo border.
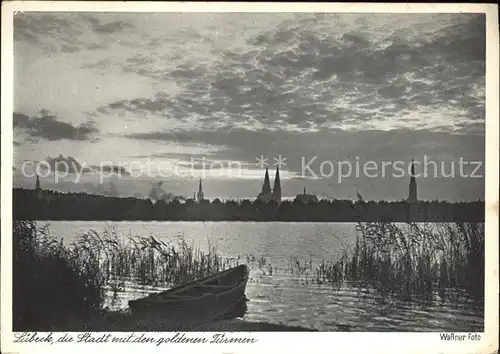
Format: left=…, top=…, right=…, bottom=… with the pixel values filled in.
left=1, top=2, right=498, bottom=354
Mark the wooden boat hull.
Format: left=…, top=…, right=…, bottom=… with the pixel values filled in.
left=128, top=265, right=249, bottom=323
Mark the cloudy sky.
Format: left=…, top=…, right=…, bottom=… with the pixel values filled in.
left=13, top=12, right=485, bottom=201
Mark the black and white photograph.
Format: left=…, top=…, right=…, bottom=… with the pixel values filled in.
left=1, top=2, right=499, bottom=353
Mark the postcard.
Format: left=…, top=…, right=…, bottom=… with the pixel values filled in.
left=1, top=2, right=498, bottom=354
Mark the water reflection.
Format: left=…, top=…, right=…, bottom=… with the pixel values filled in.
left=45, top=221, right=483, bottom=332
left=104, top=268, right=483, bottom=332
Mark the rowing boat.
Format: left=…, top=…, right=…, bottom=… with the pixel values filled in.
left=128, top=264, right=249, bottom=323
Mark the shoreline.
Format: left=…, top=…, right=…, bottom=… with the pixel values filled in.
left=19, top=310, right=317, bottom=332
left=91, top=311, right=319, bottom=332
left=14, top=188, right=485, bottom=223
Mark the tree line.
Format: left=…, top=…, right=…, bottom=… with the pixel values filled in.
left=13, top=188, right=484, bottom=222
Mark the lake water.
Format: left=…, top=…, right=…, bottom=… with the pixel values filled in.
left=41, top=221, right=484, bottom=332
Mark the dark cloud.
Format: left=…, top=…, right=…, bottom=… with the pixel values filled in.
left=13, top=13, right=486, bottom=202
left=14, top=13, right=86, bottom=53
left=14, top=12, right=136, bottom=53
left=14, top=13, right=78, bottom=43
left=104, top=95, right=174, bottom=114
left=96, top=14, right=484, bottom=135
left=13, top=111, right=98, bottom=141
left=244, top=14, right=484, bottom=121
left=124, top=127, right=484, bottom=178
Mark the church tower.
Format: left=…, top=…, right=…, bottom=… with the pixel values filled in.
left=261, top=167, right=271, bottom=195
left=197, top=178, right=204, bottom=202
left=407, top=159, right=417, bottom=203
left=272, top=167, right=281, bottom=203
left=35, top=173, right=41, bottom=191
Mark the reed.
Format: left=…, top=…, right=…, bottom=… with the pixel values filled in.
left=74, top=227, right=236, bottom=291
left=314, top=222, right=484, bottom=301
left=13, top=220, right=105, bottom=330
left=13, top=219, right=484, bottom=330
left=13, top=221, right=235, bottom=330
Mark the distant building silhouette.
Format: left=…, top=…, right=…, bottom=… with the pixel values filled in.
left=196, top=179, right=205, bottom=202
left=407, top=159, right=417, bottom=203
left=257, top=167, right=281, bottom=203
left=35, top=173, right=45, bottom=200
left=262, top=168, right=271, bottom=194
left=35, top=173, right=41, bottom=191
left=294, top=186, right=318, bottom=203
left=272, top=167, right=281, bottom=203
left=257, top=167, right=272, bottom=202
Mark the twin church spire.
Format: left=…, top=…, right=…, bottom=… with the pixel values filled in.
left=273, top=167, right=281, bottom=202
left=257, top=167, right=281, bottom=203
left=262, top=168, right=271, bottom=195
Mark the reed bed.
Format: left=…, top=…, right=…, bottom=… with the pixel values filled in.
left=13, top=220, right=483, bottom=330
left=74, top=227, right=238, bottom=292
left=13, top=220, right=105, bottom=330
left=314, top=222, right=484, bottom=301
left=244, top=222, right=484, bottom=302
left=13, top=220, right=236, bottom=330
